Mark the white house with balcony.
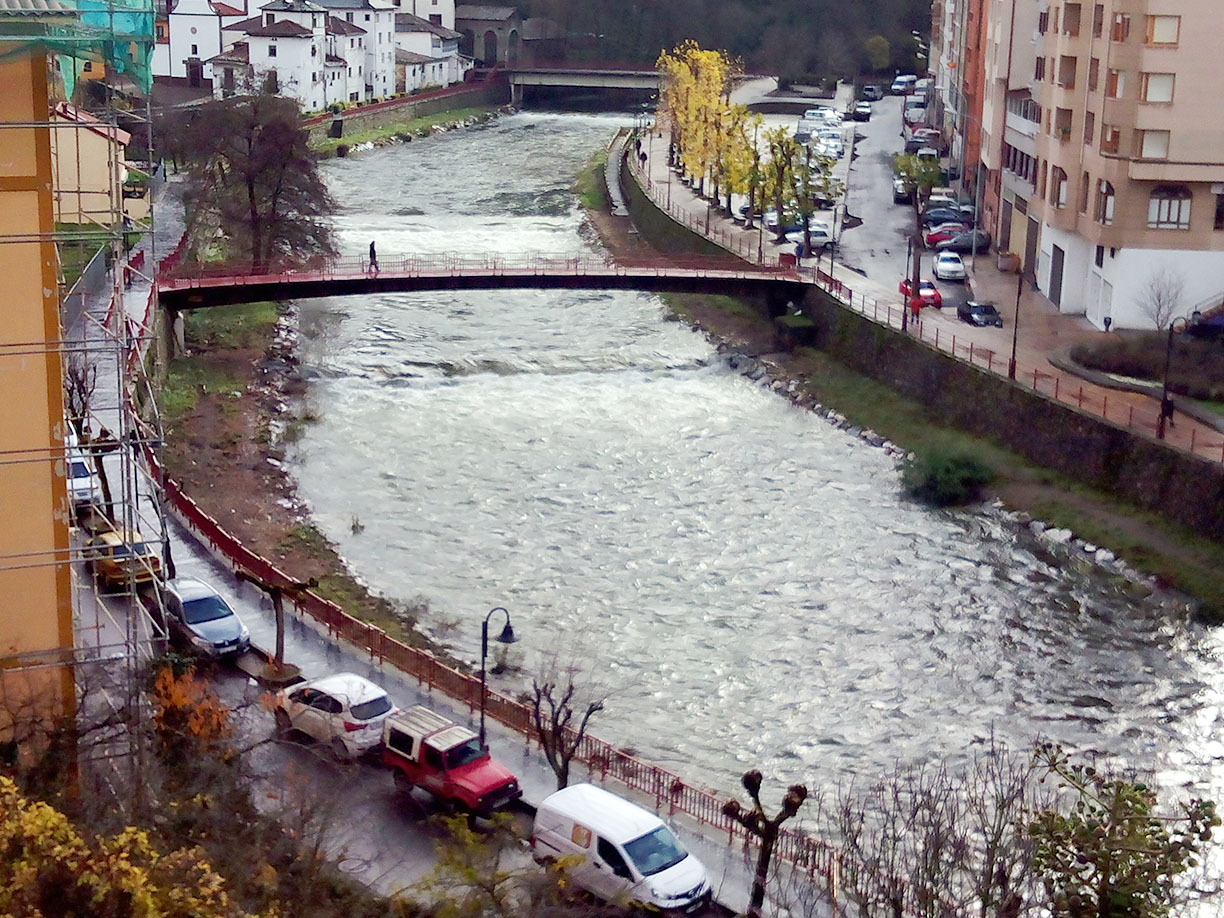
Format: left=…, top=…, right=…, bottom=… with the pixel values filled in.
left=394, top=11, right=466, bottom=86
left=309, top=0, right=396, bottom=99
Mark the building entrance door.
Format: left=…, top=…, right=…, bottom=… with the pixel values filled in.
left=1049, top=244, right=1065, bottom=307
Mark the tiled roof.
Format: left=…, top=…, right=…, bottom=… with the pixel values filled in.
left=455, top=5, right=516, bottom=21
left=395, top=47, right=431, bottom=64
left=394, top=11, right=458, bottom=39
left=245, top=17, right=311, bottom=35
left=259, top=0, right=325, bottom=11
left=210, top=1, right=246, bottom=15
left=223, top=13, right=260, bottom=28
left=308, top=0, right=390, bottom=10
left=326, top=13, right=363, bottom=33
left=325, top=52, right=345, bottom=63
left=208, top=40, right=250, bottom=63
left=53, top=102, right=131, bottom=145
left=0, top=0, right=74, bottom=15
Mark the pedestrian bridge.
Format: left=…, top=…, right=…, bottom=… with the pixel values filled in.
left=156, top=253, right=808, bottom=311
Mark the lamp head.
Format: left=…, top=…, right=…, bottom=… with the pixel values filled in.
left=495, top=619, right=518, bottom=645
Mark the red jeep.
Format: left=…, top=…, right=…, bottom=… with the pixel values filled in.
left=381, top=705, right=522, bottom=816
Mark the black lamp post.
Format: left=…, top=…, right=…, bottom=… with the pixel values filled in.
left=1008, top=268, right=1024, bottom=379
left=479, top=606, right=518, bottom=746
left=1156, top=312, right=1201, bottom=439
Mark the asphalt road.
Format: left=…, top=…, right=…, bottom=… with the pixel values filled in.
left=836, top=93, right=973, bottom=314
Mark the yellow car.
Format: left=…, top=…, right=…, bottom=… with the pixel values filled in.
left=85, top=529, right=163, bottom=588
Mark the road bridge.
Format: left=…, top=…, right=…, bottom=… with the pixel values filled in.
left=156, top=252, right=807, bottom=312
left=499, top=64, right=659, bottom=105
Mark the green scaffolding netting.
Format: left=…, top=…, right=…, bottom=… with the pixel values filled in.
left=0, top=0, right=154, bottom=94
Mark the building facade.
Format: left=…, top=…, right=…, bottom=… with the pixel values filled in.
left=943, top=0, right=1224, bottom=328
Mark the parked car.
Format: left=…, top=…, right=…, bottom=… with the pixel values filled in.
left=67, top=452, right=102, bottom=515
left=273, top=672, right=396, bottom=758
left=932, top=252, right=968, bottom=281
left=786, top=226, right=834, bottom=252
left=921, top=206, right=966, bottom=227
left=923, top=222, right=970, bottom=247
left=891, top=74, right=918, bottom=94
left=936, top=228, right=992, bottom=253
left=899, top=277, right=943, bottom=309
left=162, top=577, right=251, bottom=659
left=957, top=300, right=1004, bottom=327
left=861, top=84, right=885, bottom=101
left=382, top=705, right=522, bottom=816
left=851, top=101, right=873, bottom=121
left=904, top=106, right=928, bottom=125
left=893, top=177, right=913, bottom=204
left=532, top=783, right=712, bottom=916
left=85, top=528, right=162, bottom=589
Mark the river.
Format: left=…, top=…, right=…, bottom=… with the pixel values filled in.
left=288, top=111, right=1224, bottom=805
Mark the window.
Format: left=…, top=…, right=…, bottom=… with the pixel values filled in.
left=1035, top=57, right=1046, bottom=81
left=423, top=745, right=444, bottom=770
left=1141, top=73, right=1174, bottom=103
left=1083, top=111, right=1095, bottom=145
left=1216, top=195, right=1224, bottom=231
left=1063, top=3, right=1081, bottom=37
left=268, top=43, right=277, bottom=57
left=365, top=13, right=370, bottom=19
left=1106, top=69, right=1124, bottom=98
left=597, top=838, right=632, bottom=879
left=1092, top=3, right=1104, bottom=37
left=1089, top=58, right=1099, bottom=92
left=1051, top=167, right=1068, bottom=208
left=1148, top=185, right=1191, bottom=229
left=1111, top=12, right=1130, bottom=41
left=265, top=12, right=273, bottom=24
left=1079, top=171, right=1090, bottom=212
left=1138, top=129, right=1170, bottom=159
left=1095, top=245, right=1104, bottom=268
left=190, top=43, right=198, bottom=55
left=1101, top=125, right=1120, bottom=154
left=345, top=12, right=352, bottom=21
left=1146, top=15, right=1180, bottom=45
left=1038, top=10, right=1048, bottom=33
left=311, top=44, right=316, bottom=56
left=1095, top=180, right=1115, bottom=224
left=82, top=60, right=93, bottom=72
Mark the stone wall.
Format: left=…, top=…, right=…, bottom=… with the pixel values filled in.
left=304, top=83, right=509, bottom=145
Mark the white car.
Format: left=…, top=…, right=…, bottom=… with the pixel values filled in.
left=785, top=226, right=834, bottom=250
left=933, top=251, right=968, bottom=281
left=274, top=672, right=395, bottom=757
left=67, top=451, right=102, bottom=514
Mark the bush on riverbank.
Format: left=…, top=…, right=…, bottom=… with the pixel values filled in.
left=311, top=105, right=499, bottom=157
left=901, top=448, right=994, bottom=507
left=574, top=149, right=609, bottom=211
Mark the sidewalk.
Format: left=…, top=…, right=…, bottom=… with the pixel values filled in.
left=626, top=124, right=1224, bottom=464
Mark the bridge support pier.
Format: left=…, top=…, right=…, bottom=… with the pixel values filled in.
left=163, top=307, right=184, bottom=358
left=510, top=81, right=523, bottom=107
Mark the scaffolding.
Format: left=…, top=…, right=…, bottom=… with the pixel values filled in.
left=0, top=0, right=166, bottom=811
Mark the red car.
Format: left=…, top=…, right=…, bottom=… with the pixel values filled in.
left=923, top=222, right=969, bottom=247
left=899, top=278, right=943, bottom=309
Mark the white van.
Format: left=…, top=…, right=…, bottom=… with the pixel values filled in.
left=532, top=783, right=711, bottom=915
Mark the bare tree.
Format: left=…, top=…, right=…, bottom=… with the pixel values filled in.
left=723, top=770, right=809, bottom=918
left=1139, top=266, right=1185, bottom=330
left=527, top=653, right=608, bottom=790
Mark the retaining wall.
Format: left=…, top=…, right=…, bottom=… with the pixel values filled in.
left=303, top=83, right=509, bottom=146
left=799, top=287, right=1224, bottom=542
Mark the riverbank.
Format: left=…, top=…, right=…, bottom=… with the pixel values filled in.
left=311, top=104, right=512, bottom=158
left=581, top=204, right=1224, bottom=621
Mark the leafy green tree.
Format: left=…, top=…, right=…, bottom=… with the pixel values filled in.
left=864, top=34, right=891, bottom=71
left=184, top=94, right=336, bottom=271
left=763, top=126, right=800, bottom=243
left=1028, top=743, right=1219, bottom=918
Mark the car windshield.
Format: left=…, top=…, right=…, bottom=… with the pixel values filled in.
left=623, top=826, right=688, bottom=877
left=182, top=595, right=235, bottom=624
left=349, top=693, right=392, bottom=721
left=975, top=304, right=1000, bottom=316
left=443, top=737, right=487, bottom=769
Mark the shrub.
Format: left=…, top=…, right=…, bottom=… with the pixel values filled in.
left=902, top=449, right=993, bottom=507
left=335, top=143, right=350, bottom=157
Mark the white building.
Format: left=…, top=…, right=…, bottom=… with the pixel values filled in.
left=153, top=0, right=249, bottom=84
left=394, top=11, right=466, bottom=86
left=310, top=0, right=396, bottom=99
left=391, top=0, right=453, bottom=29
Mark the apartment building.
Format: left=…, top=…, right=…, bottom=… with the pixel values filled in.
left=943, top=0, right=1224, bottom=329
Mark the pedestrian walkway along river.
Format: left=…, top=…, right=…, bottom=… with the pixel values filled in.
left=286, top=111, right=1224, bottom=808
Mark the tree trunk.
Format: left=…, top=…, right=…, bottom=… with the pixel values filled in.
left=747, top=827, right=776, bottom=918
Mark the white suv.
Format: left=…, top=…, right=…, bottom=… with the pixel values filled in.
left=273, top=672, right=395, bottom=758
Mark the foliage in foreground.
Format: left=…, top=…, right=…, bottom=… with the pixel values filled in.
left=901, top=448, right=994, bottom=507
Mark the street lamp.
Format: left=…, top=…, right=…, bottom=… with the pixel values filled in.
left=479, top=606, right=519, bottom=746
left=1156, top=312, right=1201, bottom=439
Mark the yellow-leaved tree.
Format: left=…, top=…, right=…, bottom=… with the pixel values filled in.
left=656, top=42, right=740, bottom=200
left=0, top=776, right=261, bottom=917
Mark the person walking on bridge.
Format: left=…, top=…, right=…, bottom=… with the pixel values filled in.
left=369, top=240, right=379, bottom=274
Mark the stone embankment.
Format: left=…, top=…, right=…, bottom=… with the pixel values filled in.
left=333, top=105, right=518, bottom=157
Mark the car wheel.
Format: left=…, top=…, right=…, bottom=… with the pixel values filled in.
left=331, top=737, right=351, bottom=760
left=393, top=769, right=415, bottom=794
left=274, top=708, right=292, bottom=737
